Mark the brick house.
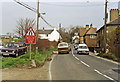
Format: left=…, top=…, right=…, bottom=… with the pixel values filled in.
left=83, top=24, right=97, bottom=52
left=97, top=9, right=120, bottom=55
left=80, top=24, right=97, bottom=52
left=80, top=26, right=88, bottom=44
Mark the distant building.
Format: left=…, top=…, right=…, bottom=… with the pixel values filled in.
left=84, top=24, right=97, bottom=52
left=79, top=24, right=97, bottom=52
left=72, top=33, right=80, bottom=44
left=38, top=28, right=62, bottom=42
left=80, top=25, right=88, bottom=44
left=0, top=35, right=10, bottom=38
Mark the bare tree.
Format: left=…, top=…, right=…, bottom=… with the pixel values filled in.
left=15, top=18, right=36, bottom=38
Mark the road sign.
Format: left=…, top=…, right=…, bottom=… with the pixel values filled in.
left=25, top=27, right=36, bottom=44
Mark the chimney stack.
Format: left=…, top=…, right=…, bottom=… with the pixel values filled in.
left=90, top=24, right=92, bottom=28
left=110, top=9, right=119, bottom=21
left=86, top=25, right=89, bottom=30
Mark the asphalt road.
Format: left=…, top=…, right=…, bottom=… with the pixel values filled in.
left=50, top=45, right=120, bottom=82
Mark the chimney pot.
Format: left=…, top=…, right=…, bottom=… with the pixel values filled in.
left=86, top=25, right=89, bottom=30
left=110, top=9, right=119, bottom=21
left=90, top=24, right=92, bottom=27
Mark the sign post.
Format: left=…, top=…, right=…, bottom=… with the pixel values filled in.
left=25, top=27, right=36, bottom=59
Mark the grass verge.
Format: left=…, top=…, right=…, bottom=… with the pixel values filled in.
left=97, top=53, right=120, bottom=62
left=1, top=47, right=57, bottom=69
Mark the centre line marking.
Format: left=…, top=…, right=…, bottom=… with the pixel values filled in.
left=75, top=57, right=79, bottom=60
left=72, top=48, right=90, bottom=67
left=94, top=69, right=116, bottom=81
left=81, top=61, right=90, bottom=67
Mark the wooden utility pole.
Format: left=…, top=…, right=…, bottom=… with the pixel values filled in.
left=59, top=23, right=61, bottom=30
left=36, top=0, right=39, bottom=42
left=104, top=0, right=107, bottom=53
left=59, top=23, right=61, bottom=42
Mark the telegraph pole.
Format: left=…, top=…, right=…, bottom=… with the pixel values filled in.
left=104, top=0, right=108, bottom=53
left=36, top=0, right=40, bottom=42
left=59, top=23, right=61, bottom=42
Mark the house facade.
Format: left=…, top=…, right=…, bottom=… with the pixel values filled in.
left=84, top=24, right=97, bottom=52
left=97, top=9, right=120, bottom=54
left=80, top=27, right=88, bottom=44
left=38, top=28, right=61, bottom=42
left=80, top=24, right=97, bottom=52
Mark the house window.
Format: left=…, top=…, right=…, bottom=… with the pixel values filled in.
left=90, top=35, right=95, bottom=39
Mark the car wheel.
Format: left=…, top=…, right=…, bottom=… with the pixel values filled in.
left=58, top=52, right=61, bottom=54
left=67, top=52, right=69, bottom=54
left=77, top=52, right=79, bottom=54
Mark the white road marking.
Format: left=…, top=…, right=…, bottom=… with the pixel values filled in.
left=71, top=45, right=116, bottom=81
left=75, top=57, right=79, bottom=60
left=94, top=69, right=116, bottom=81
left=72, top=48, right=90, bottom=67
left=49, top=55, right=55, bottom=81
left=81, top=61, right=90, bottom=67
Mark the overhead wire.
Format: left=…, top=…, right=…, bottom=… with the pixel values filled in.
left=40, top=2, right=105, bottom=7
left=13, top=0, right=56, bottom=28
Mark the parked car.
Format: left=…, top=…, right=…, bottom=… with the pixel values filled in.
left=74, top=44, right=78, bottom=50
left=77, top=44, right=89, bottom=55
left=58, top=42, right=70, bottom=54
left=0, top=42, right=27, bottom=57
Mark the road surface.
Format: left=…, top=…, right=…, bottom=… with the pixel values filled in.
left=50, top=45, right=119, bottom=82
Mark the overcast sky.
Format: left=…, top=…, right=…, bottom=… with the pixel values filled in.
left=0, top=0, right=120, bottom=35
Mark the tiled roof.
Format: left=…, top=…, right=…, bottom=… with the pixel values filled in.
left=38, top=30, right=53, bottom=34
left=84, top=27, right=97, bottom=36
left=97, top=16, right=120, bottom=32
left=107, top=16, right=120, bottom=25
left=80, top=28, right=87, bottom=37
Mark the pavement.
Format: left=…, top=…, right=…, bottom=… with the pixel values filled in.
left=50, top=45, right=120, bottom=81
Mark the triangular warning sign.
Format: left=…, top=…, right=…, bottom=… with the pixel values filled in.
left=25, top=27, right=36, bottom=36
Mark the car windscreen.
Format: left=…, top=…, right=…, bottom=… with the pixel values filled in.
left=59, top=44, right=68, bottom=47
left=79, top=46, right=88, bottom=49
left=5, top=43, right=20, bottom=47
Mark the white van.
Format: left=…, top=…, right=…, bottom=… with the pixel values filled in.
left=77, top=44, right=89, bottom=55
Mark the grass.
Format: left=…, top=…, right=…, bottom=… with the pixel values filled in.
left=97, top=53, right=119, bottom=62
left=1, top=47, right=56, bottom=69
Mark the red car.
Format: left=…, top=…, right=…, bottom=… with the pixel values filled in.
left=0, top=42, right=27, bottom=57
